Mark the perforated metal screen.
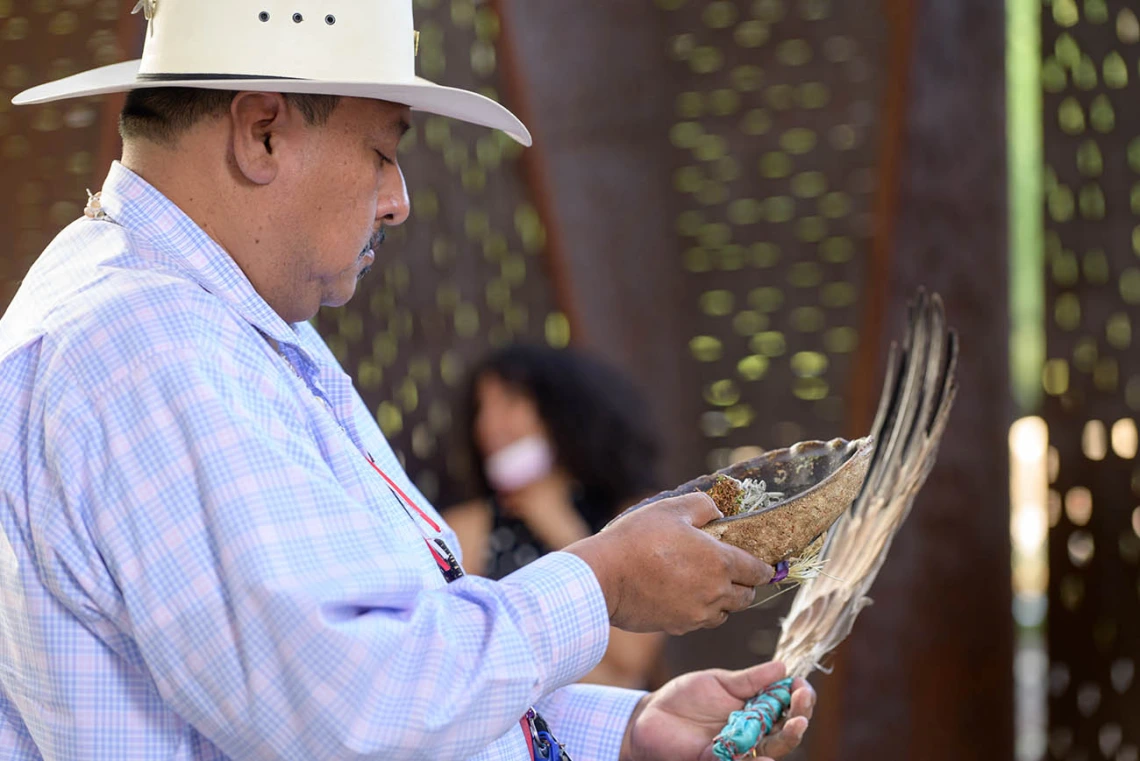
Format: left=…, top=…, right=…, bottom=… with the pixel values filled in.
left=1042, top=2, right=1140, bottom=758
left=655, top=0, right=885, bottom=472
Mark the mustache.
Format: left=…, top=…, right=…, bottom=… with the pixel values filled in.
left=356, top=227, right=385, bottom=281
left=362, top=227, right=386, bottom=256
left=357, top=227, right=385, bottom=281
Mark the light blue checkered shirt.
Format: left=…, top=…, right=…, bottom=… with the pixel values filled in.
left=0, top=162, right=643, bottom=760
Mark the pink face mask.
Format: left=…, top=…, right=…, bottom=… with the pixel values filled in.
left=484, top=435, right=555, bottom=493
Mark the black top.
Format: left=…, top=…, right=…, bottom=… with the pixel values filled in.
left=483, top=493, right=611, bottom=581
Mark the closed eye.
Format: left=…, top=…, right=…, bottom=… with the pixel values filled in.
left=375, top=150, right=394, bottom=167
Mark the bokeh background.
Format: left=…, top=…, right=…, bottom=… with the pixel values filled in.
left=3, top=0, right=1138, bottom=758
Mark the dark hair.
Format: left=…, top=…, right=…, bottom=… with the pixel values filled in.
left=461, top=344, right=662, bottom=525
left=119, top=87, right=341, bottom=145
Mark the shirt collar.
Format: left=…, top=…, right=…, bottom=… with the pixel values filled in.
left=96, top=161, right=305, bottom=350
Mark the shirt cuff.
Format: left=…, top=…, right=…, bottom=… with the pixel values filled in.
left=536, top=684, right=647, bottom=761
left=496, top=550, right=611, bottom=692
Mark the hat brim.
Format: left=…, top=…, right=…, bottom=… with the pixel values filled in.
left=12, top=59, right=532, bottom=146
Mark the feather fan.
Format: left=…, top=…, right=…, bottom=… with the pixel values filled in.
left=712, top=290, right=960, bottom=760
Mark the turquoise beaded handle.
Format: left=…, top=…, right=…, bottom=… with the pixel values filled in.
left=711, top=678, right=793, bottom=761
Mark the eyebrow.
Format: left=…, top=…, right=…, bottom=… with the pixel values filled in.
left=372, top=114, right=411, bottom=150
left=384, top=116, right=411, bottom=141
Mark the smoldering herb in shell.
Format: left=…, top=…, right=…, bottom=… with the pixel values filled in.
left=704, top=474, right=829, bottom=586
left=705, top=474, right=786, bottom=518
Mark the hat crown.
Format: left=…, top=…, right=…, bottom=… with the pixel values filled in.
left=139, top=0, right=416, bottom=82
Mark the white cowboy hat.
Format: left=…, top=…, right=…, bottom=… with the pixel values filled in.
left=11, top=0, right=531, bottom=146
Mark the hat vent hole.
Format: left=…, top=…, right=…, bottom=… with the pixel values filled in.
left=292, top=12, right=303, bottom=23
left=258, top=11, right=269, bottom=21
left=325, top=14, right=336, bottom=24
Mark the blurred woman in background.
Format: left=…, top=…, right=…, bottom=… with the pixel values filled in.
left=443, top=344, right=666, bottom=689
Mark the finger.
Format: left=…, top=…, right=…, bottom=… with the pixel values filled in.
left=756, top=715, right=807, bottom=759
left=698, top=745, right=722, bottom=761
left=671, top=491, right=722, bottom=526
left=787, top=680, right=816, bottom=720
left=721, top=545, right=775, bottom=588
left=715, top=661, right=788, bottom=701
left=700, top=609, right=730, bottom=630
left=724, top=582, right=757, bottom=612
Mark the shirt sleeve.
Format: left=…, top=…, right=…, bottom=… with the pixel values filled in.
left=536, top=684, right=646, bottom=761
left=38, top=343, right=613, bottom=760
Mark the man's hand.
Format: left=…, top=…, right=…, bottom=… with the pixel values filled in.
left=620, top=662, right=815, bottom=761
left=564, top=493, right=773, bottom=634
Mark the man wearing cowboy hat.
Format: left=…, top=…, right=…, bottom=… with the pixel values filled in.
left=0, top=2, right=814, bottom=759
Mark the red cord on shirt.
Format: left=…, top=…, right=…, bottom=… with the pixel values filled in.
left=366, top=455, right=542, bottom=757
left=364, top=454, right=441, bottom=532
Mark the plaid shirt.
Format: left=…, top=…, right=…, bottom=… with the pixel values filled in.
left=0, top=162, right=643, bottom=760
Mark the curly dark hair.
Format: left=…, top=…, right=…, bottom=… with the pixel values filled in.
left=461, top=344, right=662, bottom=526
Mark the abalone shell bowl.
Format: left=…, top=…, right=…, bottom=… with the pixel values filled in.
left=617, top=437, right=875, bottom=565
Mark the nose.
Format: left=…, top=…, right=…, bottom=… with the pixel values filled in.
left=377, top=163, right=411, bottom=227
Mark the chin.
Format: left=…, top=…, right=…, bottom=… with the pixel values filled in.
left=322, top=283, right=360, bottom=310
left=280, top=307, right=320, bottom=325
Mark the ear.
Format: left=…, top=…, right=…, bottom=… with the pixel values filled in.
left=229, top=92, right=297, bottom=186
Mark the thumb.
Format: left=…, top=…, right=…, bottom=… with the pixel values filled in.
left=668, top=491, right=723, bottom=527
left=717, top=661, right=789, bottom=701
